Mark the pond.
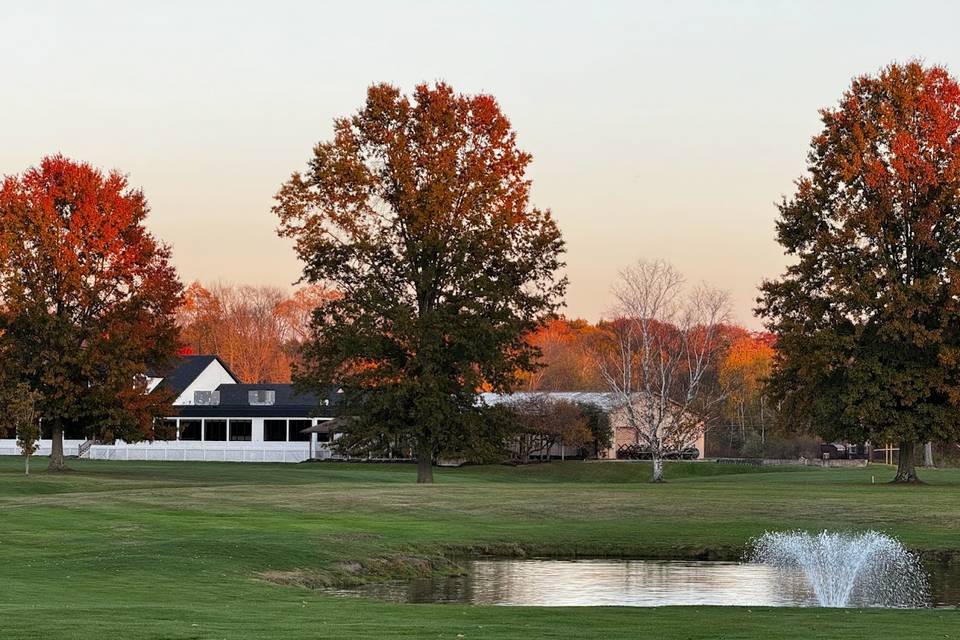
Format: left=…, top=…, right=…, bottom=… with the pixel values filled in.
left=332, top=558, right=960, bottom=608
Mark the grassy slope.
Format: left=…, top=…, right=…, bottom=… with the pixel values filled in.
left=0, top=457, right=957, bottom=639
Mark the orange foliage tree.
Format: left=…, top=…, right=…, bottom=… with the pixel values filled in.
left=0, top=156, right=183, bottom=471
left=520, top=317, right=605, bottom=390
left=758, top=62, right=960, bottom=482
left=176, top=282, right=337, bottom=383
left=718, top=332, right=776, bottom=446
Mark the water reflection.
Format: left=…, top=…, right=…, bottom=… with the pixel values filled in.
left=334, top=559, right=959, bottom=608
left=468, top=560, right=806, bottom=607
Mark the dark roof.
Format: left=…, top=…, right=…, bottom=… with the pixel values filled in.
left=150, top=355, right=239, bottom=396
left=215, top=384, right=319, bottom=407
left=174, top=383, right=342, bottom=419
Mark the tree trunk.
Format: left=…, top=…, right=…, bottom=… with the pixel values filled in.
left=760, top=396, right=766, bottom=444
left=739, top=404, right=745, bottom=442
left=24, top=455, right=30, bottom=476
left=47, top=427, right=68, bottom=472
left=651, top=455, right=665, bottom=483
left=893, top=440, right=921, bottom=483
left=760, top=396, right=767, bottom=442
left=923, top=442, right=934, bottom=467
left=416, top=444, right=434, bottom=484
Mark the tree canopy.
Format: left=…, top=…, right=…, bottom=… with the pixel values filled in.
left=596, top=259, right=730, bottom=482
left=274, top=82, right=566, bottom=482
left=0, top=156, right=183, bottom=470
left=758, top=62, right=960, bottom=482
left=176, top=281, right=337, bottom=383
left=519, top=317, right=606, bottom=391
left=506, top=395, right=593, bottom=463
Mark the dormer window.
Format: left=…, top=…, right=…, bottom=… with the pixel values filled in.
left=194, top=390, right=220, bottom=406
left=248, top=389, right=276, bottom=406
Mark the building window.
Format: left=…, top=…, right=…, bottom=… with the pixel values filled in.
left=317, top=431, right=331, bottom=443
left=229, top=420, right=252, bottom=442
left=264, top=419, right=287, bottom=442
left=179, top=419, right=202, bottom=441
left=204, top=419, right=227, bottom=442
left=194, top=390, right=220, bottom=406
left=248, top=390, right=276, bottom=406
left=289, top=419, right=311, bottom=442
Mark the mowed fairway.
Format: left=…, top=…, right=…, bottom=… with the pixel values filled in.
left=1, top=458, right=958, bottom=639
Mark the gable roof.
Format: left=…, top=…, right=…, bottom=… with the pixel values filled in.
left=150, top=355, right=239, bottom=396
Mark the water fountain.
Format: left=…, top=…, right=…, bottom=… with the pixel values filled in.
left=749, top=530, right=929, bottom=608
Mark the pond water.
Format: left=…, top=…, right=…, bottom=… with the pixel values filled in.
left=332, top=558, right=960, bottom=608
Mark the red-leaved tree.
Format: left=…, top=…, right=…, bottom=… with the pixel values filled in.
left=0, top=156, right=183, bottom=470
left=759, top=62, right=960, bottom=482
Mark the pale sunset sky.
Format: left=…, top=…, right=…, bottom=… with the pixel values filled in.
left=4, top=1, right=960, bottom=329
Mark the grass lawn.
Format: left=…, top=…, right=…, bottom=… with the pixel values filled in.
left=0, top=457, right=958, bottom=639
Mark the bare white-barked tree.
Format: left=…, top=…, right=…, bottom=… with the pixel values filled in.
left=596, top=259, right=730, bottom=482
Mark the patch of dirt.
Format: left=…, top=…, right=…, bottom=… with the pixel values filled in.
left=258, top=553, right=465, bottom=590
left=334, top=561, right=363, bottom=574
left=259, top=569, right=335, bottom=589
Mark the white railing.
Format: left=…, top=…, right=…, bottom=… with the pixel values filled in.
left=0, top=438, right=339, bottom=464
left=87, top=441, right=330, bottom=463
left=0, top=439, right=83, bottom=457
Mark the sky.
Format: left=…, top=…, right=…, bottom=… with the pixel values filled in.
left=4, top=1, right=960, bottom=329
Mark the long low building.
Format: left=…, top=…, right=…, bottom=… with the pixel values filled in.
left=480, top=391, right=705, bottom=460
left=1, top=362, right=704, bottom=463
left=0, top=356, right=344, bottom=463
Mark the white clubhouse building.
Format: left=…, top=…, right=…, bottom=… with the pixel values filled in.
left=0, top=356, right=341, bottom=463
left=1, top=357, right=704, bottom=464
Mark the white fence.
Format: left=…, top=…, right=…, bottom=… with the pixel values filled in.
left=0, top=439, right=336, bottom=464
left=0, top=439, right=83, bottom=457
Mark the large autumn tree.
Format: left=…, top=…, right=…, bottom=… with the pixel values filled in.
left=0, top=156, right=183, bottom=471
left=758, top=62, right=960, bottom=483
left=274, top=82, right=566, bottom=482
